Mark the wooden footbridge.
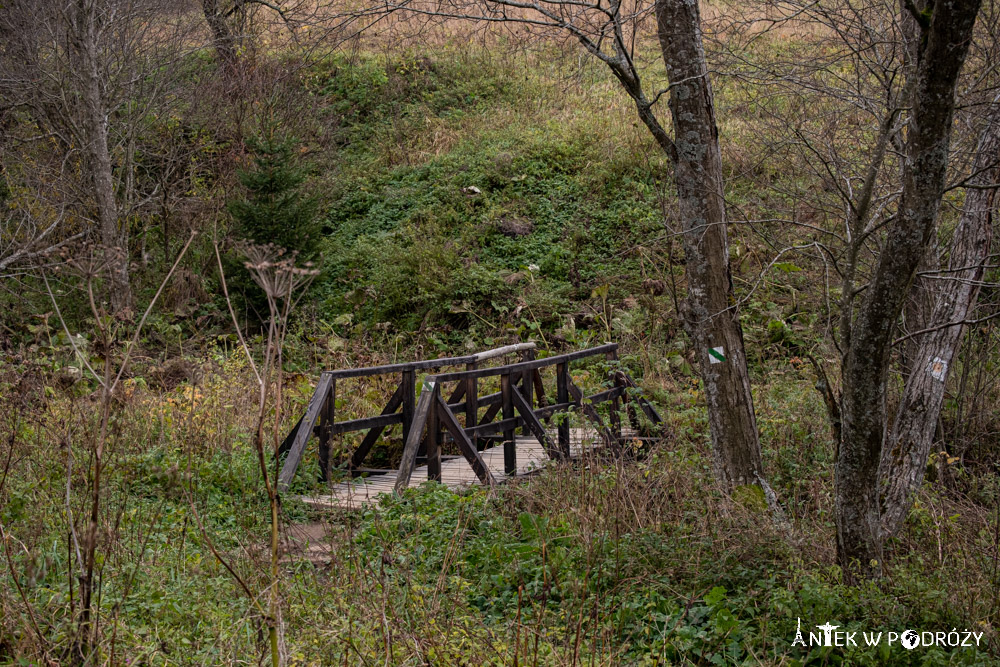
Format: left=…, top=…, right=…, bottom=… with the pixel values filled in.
left=277, top=342, right=662, bottom=509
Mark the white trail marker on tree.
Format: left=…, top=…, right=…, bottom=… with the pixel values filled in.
left=928, top=357, right=948, bottom=382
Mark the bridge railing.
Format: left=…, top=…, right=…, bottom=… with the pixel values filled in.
left=277, top=342, right=662, bottom=494
left=276, top=343, right=537, bottom=492
left=392, top=343, right=662, bottom=492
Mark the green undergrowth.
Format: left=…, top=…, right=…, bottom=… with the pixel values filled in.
left=2, top=354, right=997, bottom=664
left=301, top=47, right=674, bottom=345
left=294, top=43, right=828, bottom=383
left=3, top=337, right=999, bottom=665
left=327, top=470, right=995, bottom=666
left=315, top=115, right=666, bottom=336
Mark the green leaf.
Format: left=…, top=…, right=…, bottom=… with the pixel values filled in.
left=704, top=586, right=727, bottom=606
left=773, top=262, right=802, bottom=273
left=714, top=607, right=738, bottom=632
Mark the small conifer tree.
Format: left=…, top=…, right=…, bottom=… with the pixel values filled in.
left=225, top=127, right=320, bottom=323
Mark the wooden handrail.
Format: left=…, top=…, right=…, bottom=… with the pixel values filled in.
left=278, top=341, right=661, bottom=497
left=426, top=343, right=618, bottom=382
left=318, top=342, right=537, bottom=380
left=392, top=343, right=628, bottom=492
left=278, top=373, right=333, bottom=492
left=277, top=342, right=537, bottom=491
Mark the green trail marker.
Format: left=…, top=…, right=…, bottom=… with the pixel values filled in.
left=709, top=346, right=726, bottom=364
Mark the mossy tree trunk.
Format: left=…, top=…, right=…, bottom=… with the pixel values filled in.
left=202, top=0, right=240, bottom=74
left=879, top=98, right=1000, bottom=538
left=835, top=0, right=981, bottom=578
left=655, top=0, right=764, bottom=489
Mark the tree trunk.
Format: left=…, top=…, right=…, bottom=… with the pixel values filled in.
left=656, top=0, right=764, bottom=489
left=70, top=0, right=131, bottom=315
left=901, top=249, right=939, bottom=374
left=897, top=0, right=936, bottom=378
left=836, top=0, right=981, bottom=577
left=879, top=98, right=1000, bottom=537
left=202, top=0, right=240, bottom=73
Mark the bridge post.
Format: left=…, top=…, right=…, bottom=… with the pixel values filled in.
left=465, top=363, right=478, bottom=450
left=401, top=370, right=415, bottom=445
left=520, top=348, right=535, bottom=437
left=317, top=379, right=336, bottom=482
left=606, top=349, right=622, bottom=444
left=500, top=372, right=516, bottom=476
left=426, top=383, right=441, bottom=481
left=556, top=362, right=570, bottom=457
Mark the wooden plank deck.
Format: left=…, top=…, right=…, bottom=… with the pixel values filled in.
left=301, top=427, right=624, bottom=510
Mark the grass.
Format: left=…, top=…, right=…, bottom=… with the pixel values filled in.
left=308, top=47, right=669, bottom=338
left=2, top=333, right=998, bottom=664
